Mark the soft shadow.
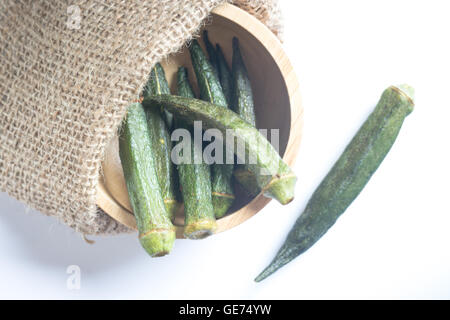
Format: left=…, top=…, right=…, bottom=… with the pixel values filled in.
left=0, top=193, right=140, bottom=273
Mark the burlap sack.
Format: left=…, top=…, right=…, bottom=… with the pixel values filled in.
left=0, top=0, right=283, bottom=235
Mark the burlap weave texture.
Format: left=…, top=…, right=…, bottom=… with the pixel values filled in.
left=0, top=0, right=282, bottom=235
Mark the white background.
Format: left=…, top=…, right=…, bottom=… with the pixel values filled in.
left=1, top=0, right=450, bottom=299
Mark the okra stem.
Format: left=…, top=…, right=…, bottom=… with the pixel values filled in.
left=143, top=63, right=181, bottom=220
left=176, top=67, right=217, bottom=239
left=189, top=40, right=235, bottom=218
left=255, top=85, right=415, bottom=282
left=119, top=103, right=175, bottom=257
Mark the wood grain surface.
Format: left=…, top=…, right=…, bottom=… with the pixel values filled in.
left=97, top=3, right=304, bottom=238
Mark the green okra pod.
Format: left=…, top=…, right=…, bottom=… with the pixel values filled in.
left=143, top=63, right=181, bottom=220
left=176, top=67, right=217, bottom=239
left=202, top=30, right=219, bottom=78
left=189, top=40, right=235, bottom=218
left=177, top=67, right=196, bottom=99
left=230, top=37, right=260, bottom=197
left=144, top=94, right=297, bottom=205
left=119, top=102, right=175, bottom=257
left=216, top=43, right=232, bottom=104
left=231, top=37, right=256, bottom=126
left=144, top=63, right=174, bottom=129
left=255, top=85, right=415, bottom=282
left=189, top=39, right=228, bottom=108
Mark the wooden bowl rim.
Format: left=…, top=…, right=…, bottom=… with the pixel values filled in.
left=96, top=3, right=304, bottom=237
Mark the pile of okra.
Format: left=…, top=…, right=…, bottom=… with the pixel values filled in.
left=119, top=31, right=297, bottom=257
left=119, top=29, right=414, bottom=282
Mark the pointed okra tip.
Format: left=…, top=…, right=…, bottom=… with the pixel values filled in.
left=216, top=43, right=223, bottom=53
left=190, top=38, right=201, bottom=49
left=232, top=36, right=240, bottom=52
left=255, top=245, right=299, bottom=282
left=254, top=273, right=268, bottom=283
left=254, top=261, right=281, bottom=283
left=203, top=29, right=210, bottom=43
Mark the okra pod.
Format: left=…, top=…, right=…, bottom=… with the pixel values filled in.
left=119, top=102, right=175, bottom=257
left=143, top=63, right=181, bottom=220
left=189, top=40, right=235, bottom=218
left=144, top=95, right=297, bottom=205
left=216, top=43, right=232, bottom=104
left=144, top=63, right=174, bottom=129
left=230, top=37, right=260, bottom=197
left=202, top=30, right=219, bottom=78
left=177, top=67, right=196, bottom=99
left=255, top=85, right=415, bottom=282
left=189, top=39, right=228, bottom=108
left=231, top=37, right=256, bottom=126
left=176, top=67, right=217, bottom=239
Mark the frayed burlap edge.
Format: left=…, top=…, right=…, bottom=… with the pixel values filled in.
left=0, top=0, right=283, bottom=236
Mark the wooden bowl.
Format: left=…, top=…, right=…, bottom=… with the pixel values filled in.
left=97, top=3, right=303, bottom=238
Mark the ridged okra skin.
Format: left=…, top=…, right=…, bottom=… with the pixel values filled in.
left=202, top=30, right=219, bottom=79
left=255, top=85, right=415, bottom=282
left=189, top=40, right=235, bottom=218
left=143, top=63, right=181, bottom=220
left=215, top=43, right=232, bottom=105
left=144, top=95, right=297, bottom=206
left=119, top=102, right=175, bottom=257
left=231, top=37, right=256, bottom=126
left=176, top=67, right=217, bottom=239
left=189, top=40, right=228, bottom=107
left=144, top=63, right=174, bottom=128
left=230, top=37, right=260, bottom=197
